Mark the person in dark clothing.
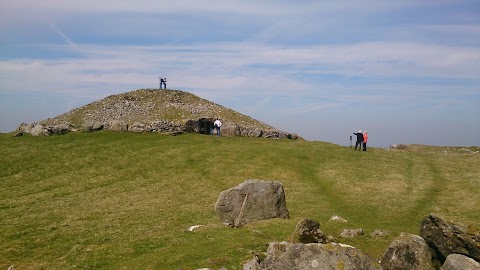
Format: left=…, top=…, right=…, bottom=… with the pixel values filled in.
left=353, top=130, right=364, bottom=151
left=159, top=77, right=167, bottom=89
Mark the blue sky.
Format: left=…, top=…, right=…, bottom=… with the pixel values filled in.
left=1, top=0, right=479, bottom=147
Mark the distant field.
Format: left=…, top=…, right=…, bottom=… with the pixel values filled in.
left=1, top=132, right=479, bottom=269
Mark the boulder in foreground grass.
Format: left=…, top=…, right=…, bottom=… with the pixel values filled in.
left=215, top=179, right=289, bottom=228
left=381, top=232, right=435, bottom=270
left=440, top=253, right=480, bottom=270
left=420, top=214, right=480, bottom=265
left=291, top=218, right=327, bottom=244
left=256, top=242, right=381, bottom=270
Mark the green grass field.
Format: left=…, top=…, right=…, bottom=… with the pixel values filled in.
left=1, top=132, right=479, bottom=269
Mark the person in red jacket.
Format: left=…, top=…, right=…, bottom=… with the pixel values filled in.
left=363, top=131, right=368, bottom=151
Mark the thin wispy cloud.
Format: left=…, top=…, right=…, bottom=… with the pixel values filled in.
left=0, top=0, right=479, bottom=146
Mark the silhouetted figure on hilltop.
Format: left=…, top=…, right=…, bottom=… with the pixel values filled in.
left=353, top=130, right=364, bottom=151
left=159, top=77, right=167, bottom=89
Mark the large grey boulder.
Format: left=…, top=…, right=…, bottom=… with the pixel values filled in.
left=243, top=256, right=261, bottom=270
left=440, top=254, right=480, bottom=270
left=83, top=120, right=95, bottom=132
left=258, top=242, right=381, bottom=270
left=51, top=124, right=72, bottom=135
left=91, top=122, right=104, bottom=131
left=83, top=120, right=104, bottom=132
left=107, top=120, right=128, bottom=131
left=249, top=128, right=263, bottom=138
left=30, top=124, right=49, bottom=136
left=381, top=232, right=435, bottom=270
left=287, top=133, right=299, bottom=140
left=420, top=214, right=480, bottom=264
left=17, top=122, right=33, bottom=133
left=292, top=218, right=326, bottom=244
left=129, top=122, right=152, bottom=132
left=221, top=124, right=241, bottom=137
left=215, top=179, right=289, bottom=227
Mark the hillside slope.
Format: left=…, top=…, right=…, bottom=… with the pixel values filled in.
left=32, top=88, right=297, bottom=138
left=1, top=132, right=479, bottom=269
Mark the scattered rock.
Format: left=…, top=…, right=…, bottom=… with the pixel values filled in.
left=390, top=144, right=407, bottom=149
left=187, top=225, right=205, bottom=232
left=291, top=218, right=326, bottom=244
left=215, top=179, right=289, bottom=228
left=51, top=123, right=72, bottom=135
left=243, top=255, right=261, bottom=270
left=257, top=242, right=381, bottom=270
left=419, top=214, right=480, bottom=265
left=326, top=235, right=337, bottom=243
left=129, top=122, right=152, bottom=132
left=381, top=232, right=435, bottom=270
left=371, top=229, right=389, bottom=237
left=13, top=132, right=23, bottom=137
left=440, top=253, right=480, bottom=270
left=329, top=215, right=348, bottom=223
left=340, top=228, right=364, bottom=238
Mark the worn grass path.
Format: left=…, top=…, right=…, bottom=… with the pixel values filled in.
left=1, top=132, right=479, bottom=269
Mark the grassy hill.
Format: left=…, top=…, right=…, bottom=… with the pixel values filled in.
left=1, top=131, right=479, bottom=269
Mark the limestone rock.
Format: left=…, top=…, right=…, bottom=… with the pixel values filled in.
left=292, top=218, right=326, bottom=244
left=243, top=256, right=261, bottom=270
left=329, top=215, right=348, bottom=223
left=83, top=120, right=95, bottom=132
left=51, top=123, right=72, bottom=135
left=215, top=179, right=289, bottom=227
left=129, top=122, right=152, bottom=132
left=390, top=144, right=408, bottom=149
left=440, top=254, right=480, bottom=270
left=420, top=214, right=480, bottom=264
left=250, top=128, right=263, bottom=138
left=83, top=120, right=104, bottom=132
left=91, top=121, right=104, bottom=131
left=17, top=122, right=33, bottom=133
left=107, top=120, right=128, bottom=131
left=287, top=133, right=299, bottom=140
left=340, top=228, right=364, bottom=238
left=30, top=124, right=48, bottom=136
left=371, top=229, right=389, bottom=237
left=259, top=242, right=381, bottom=270
left=381, top=232, right=435, bottom=270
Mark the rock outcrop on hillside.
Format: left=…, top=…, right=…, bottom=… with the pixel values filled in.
left=242, top=214, right=480, bottom=270
left=17, top=89, right=299, bottom=139
left=420, top=214, right=480, bottom=266
left=247, top=242, right=382, bottom=270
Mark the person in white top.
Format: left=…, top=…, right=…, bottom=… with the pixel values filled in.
left=213, top=119, right=222, bottom=136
